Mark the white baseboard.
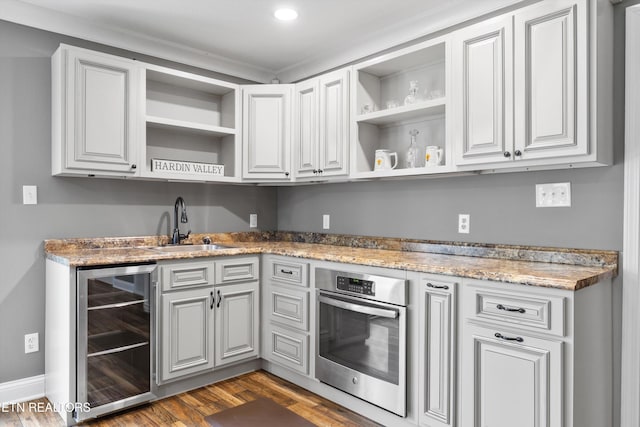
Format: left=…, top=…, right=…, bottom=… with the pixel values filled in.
left=0, top=375, right=45, bottom=404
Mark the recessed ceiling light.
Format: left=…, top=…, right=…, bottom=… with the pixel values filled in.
left=274, top=8, right=298, bottom=21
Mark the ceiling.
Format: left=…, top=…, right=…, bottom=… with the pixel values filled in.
left=1, top=0, right=526, bottom=82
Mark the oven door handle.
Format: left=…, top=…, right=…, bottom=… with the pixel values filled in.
left=318, top=295, right=398, bottom=319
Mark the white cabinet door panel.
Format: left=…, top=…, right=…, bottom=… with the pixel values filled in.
left=419, top=279, right=456, bottom=427
left=453, top=16, right=513, bottom=165
left=160, top=287, right=214, bottom=383
left=215, top=282, right=259, bottom=367
left=515, top=1, right=588, bottom=159
left=319, top=69, right=349, bottom=176
left=462, top=323, right=563, bottom=427
left=242, top=85, right=291, bottom=180
left=294, top=80, right=319, bottom=178
left=63, top=47, right=139, bottom=173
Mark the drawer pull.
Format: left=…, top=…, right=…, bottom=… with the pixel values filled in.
left=280, top=269, right=294, bottom=275
left=494, top=332, right=524, bottom=343
left=496, top=304, right=526, bottom=314
left=426, top=282, right=449, bottom=290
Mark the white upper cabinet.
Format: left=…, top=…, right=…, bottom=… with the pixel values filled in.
left=52, top=45, right=141, bottom=176
left=293, top=69, right=349, bottom=180
left=513, top=0, right=587, bottom=160
left=350, top=37, right=452, bottom=179
left=452, top=0, right=611, bottom=170
left=140, top=64, right=241, bottom=183
left=242, top=84, right=293, bottom=181
left=452, top=16, right=514, bottom=166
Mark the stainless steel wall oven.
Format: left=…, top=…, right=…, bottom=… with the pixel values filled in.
left=315, top=267, right=408, bottom=417
left=76, top=263, right=157, bottom=422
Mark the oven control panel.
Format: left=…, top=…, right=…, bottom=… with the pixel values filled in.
left=337, top=276, right=375, bottom=296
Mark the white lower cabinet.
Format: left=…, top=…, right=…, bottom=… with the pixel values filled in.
left=419, top=276, right=457, bottom=427
left=460, top=278, right=612, bottom=427
left=157, top=256, right=259, bottom=384
left=261, top=255, right=311, bottom=376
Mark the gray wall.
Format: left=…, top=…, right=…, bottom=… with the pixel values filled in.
left=277, top=166, right=623, bottom=250
left=0, top=21, right=278, bottom=383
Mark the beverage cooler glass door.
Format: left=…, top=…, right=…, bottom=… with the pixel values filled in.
left=76, top=263, right=157, bottom=421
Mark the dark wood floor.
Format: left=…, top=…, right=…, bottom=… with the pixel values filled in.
left=0, top=370, right=381, bottom=426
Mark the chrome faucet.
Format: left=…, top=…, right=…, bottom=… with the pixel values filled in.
left=171, top=196, right=190, bottom=245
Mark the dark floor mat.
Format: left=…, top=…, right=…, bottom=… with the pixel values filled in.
left=204, top=397, right=317, bottom=427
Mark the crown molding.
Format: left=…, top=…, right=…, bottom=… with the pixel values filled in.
left=275, top=0, right=531, bottom=82
left=0, top=0, right=276, bottom=83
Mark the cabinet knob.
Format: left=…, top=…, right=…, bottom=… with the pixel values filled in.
left=318, top=169, right=323, bottom=174
left=131, top=164, right=137, bottom=169
left=503, top=151, right=511, bottom=158
left=285, top=172, right=290, bottom=177
left=313, top=169, right=318, bottom=174
left=514, top=150, right=522, bottom=157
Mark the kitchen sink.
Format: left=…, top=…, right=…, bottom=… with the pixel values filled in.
left=147, top=244, right=233, bottom=252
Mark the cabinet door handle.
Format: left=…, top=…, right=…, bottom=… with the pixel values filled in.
left=280, top=269, right=294, bottom=275
left=313, top=169, right=318, bottom=174
left=216, top=290, right=222, bottom=308
left=496, top=304, right=526, bottom=314
left=426, top=282, right=449, bottom=290
left=494, top=332, right=524, bottom=343
left=131, top=164, right=137, bottom=169
left=514, top=150, right=522, bottom=157
left=285, top=172, right=290, bottom=177
left=210, top=291, right=214, bottom=310
left=503, top=151, right=512, bottom=158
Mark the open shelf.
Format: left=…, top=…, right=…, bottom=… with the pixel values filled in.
left=355, top=98, right=446, bottom=125
left=351, top=37, right=450, bottom=178
left=146, top=115, right=236, bottom=137
left=142, top=64, right=241, bottom=181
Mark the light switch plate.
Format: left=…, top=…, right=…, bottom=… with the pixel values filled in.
left=323, top=214, right=330, bottom=230
left=23, top=185, right=37, bottom=205
left=536, top=182, right=571, bottom=207
left=249, top=214, right=257, bottom=228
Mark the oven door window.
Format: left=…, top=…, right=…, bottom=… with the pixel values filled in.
left=318, top=293, right=400, bottom=384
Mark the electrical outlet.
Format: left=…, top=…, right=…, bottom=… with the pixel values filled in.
left=249, top=213, right=257, bottom=228
left=458, top=214, right=470, bottom=234
left=25, top=333, right=39, bottom=353
left=323, top=214, right=330, bottom=230
left=536, top=182, right=571, bottom=207
left=23, top=185, right=37, bottom=205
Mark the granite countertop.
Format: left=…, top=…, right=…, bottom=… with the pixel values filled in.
left=44, top=232, right=618, bottom=291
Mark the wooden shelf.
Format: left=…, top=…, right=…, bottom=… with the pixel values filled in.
left=356, top=98, right=445, bottom=126
left=146, top=115, right=236, bottom=137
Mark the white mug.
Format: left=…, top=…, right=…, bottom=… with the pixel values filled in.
left=425, top=146, right=443, bottom=166
left=374, top=149, right=398, bottom=171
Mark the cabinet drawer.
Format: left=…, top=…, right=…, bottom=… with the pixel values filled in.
left=269, top=258, right=308, bottom=286
left=215, top=257, right=259, bottom=284
left=269, top=286, right=309, bottom=331
left=469, top=285, right=565, bottom=337
left=160, top=261, right=214, bottom=292
left=268, top=324, right=309, bottom=375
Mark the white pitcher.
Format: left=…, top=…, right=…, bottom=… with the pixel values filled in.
left=374, top=149, right=398, bottom=171
left=425, top=146, right=443, bottom=166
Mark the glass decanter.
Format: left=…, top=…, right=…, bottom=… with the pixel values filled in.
left=404, top=80, right=420, bottom=106
left=406, top=129, right=420, bottom=168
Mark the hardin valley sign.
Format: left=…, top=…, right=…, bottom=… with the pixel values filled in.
left=151, top=159, right=224, bottom=176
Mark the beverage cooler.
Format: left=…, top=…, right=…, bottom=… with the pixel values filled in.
left=76, top=263, right=157, bottom=422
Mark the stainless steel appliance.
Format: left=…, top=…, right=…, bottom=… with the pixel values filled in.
left=76, top=263, right=157, bottom=422
left=315, top=267, right=408, bottom=417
